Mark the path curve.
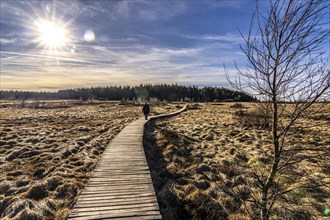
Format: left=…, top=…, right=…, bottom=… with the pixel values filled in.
left=69, top=104, right=187, bottom=220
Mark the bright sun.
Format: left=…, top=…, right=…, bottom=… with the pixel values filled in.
left=35, top=20, right=69, bottom=50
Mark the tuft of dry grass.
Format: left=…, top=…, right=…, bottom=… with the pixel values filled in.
left=25, top=184, right=48, bottom=200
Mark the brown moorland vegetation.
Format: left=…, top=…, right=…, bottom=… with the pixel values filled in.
left=144, top=103, right=329, bottom=219
left=0, top=100, right=179, bottom=219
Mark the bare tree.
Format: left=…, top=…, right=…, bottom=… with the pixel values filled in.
left=226, top=0, right=329, bottom=219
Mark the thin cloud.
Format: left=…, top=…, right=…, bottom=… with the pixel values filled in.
left=1, top=51, right=97, bottom=64
left=202, top=0, right=250, bottom=9
left=112, top=0, right=187, bottom=21
left=0, top=38, right=17, bottom=45
left=181, top=33, right=244, bottom=44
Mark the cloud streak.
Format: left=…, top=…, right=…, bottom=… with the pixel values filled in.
left=1, top=51, right=98, bottom=65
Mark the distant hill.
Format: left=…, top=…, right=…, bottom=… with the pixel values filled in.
left=0, top=84, right=256, bottom=102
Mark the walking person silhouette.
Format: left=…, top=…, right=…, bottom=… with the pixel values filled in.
left=142, top=103, right=150, bottom=120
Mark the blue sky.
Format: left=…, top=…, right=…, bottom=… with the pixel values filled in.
left=0, top=0, right=325, bottom=91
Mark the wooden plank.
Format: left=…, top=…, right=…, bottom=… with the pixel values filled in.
left=79, top=189, right=155, bottom=199
left=100, top=154, right=146, bottom=157
left=89, top=171, right=150, bottom=175
left=102, top=152, right=144, bottom=155
left=88, top=174, right=151, bottom=177
left=80, top=187, right=154, bottom=194
left=85, top=182, right=153, bottom=187
left=86, top=178, right=151, bottom=183
left=94, top=163, right=147, bottom=166
left=93, top=170, right=150, bottom=173
left=95, top=162, right=147, bottom=165
left=84, top=181, right=152, bottom=187
left=80, top=190, right=154, bottom=196
left=70, top=210, right=161, bottom=219
left=80, top=188, right=155, bottom=195
left=94, top=165, right=148, bottom=168
left=87, top=176, right=151, bottom=180
left=93, top=170, right=149, bottom=173
left=95, top=164, right=149, bottom=167
left=86, top=182, right=152, bottom=187
left=90, top=174, right=151, bottom=178
left=87, top=177, right=151, bottom=182
left=72, top=205, right=160, bottom=214
left=76, top=195, right=157, bottom=203
left=97, top=161, right=147, bottom=163
left=93, top=168, right=149, bottom=171
left=71, top=213, right=161, bottom=219
left=76, top=194, right=156, bottom=202
left=74, top=198, right=158, bottom=208
left=82, top=186, right=154, bottom=191
left=84, top=180, right=152, bottom=185
left=105, top=150, right=144, bottom=152
left=70, top=205, right=159, bottom=215
left=107, top=215, right=162, bottom=220
left=101, top=154, right=145, bottom=156
left=71, top=202, right=159, bottom=213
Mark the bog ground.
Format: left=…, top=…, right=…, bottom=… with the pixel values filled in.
left=143, top=103, right=329, bottom=219
left=0, top=101, right=329, bottom=219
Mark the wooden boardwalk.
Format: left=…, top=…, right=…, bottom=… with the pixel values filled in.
left=69, top=105, right=186, bottom=220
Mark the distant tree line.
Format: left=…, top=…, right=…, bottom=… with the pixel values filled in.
left=0, top=84, right=256, bottom=102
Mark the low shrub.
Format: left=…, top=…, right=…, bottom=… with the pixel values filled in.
left=230, top=103, right=244, bottom=109
left=234, top=104, right=271, bottom=129
left=56, top=183, right=78, bottom=200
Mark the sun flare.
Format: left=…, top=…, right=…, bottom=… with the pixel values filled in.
left=35, top=20, right=69, bottom=50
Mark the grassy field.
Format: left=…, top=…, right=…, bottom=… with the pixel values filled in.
left=0, top=101, right=329, bottom=219
left=0, top=100, right=179, bottom=219
left=144, top=102, right=329, bottom=219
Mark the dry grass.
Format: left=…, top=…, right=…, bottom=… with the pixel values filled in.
left=0, top=100, right=179, bottom=219
left=144, top=102, right=330, bottom=219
